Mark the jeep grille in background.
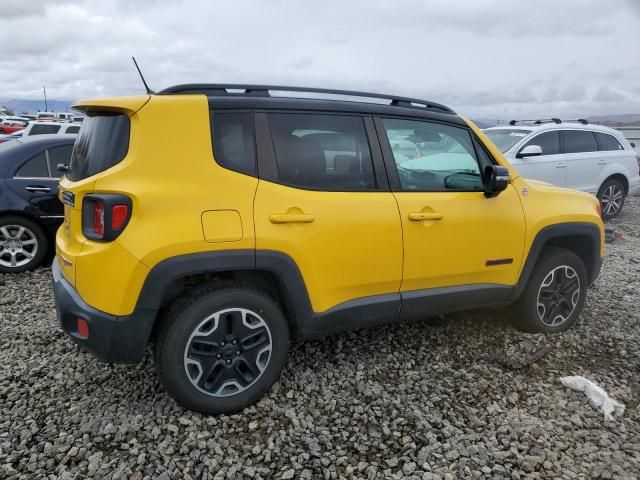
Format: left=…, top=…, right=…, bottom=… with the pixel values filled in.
left=67, top=112, right=130, bottom=181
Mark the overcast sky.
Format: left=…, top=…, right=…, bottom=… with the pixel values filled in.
left=0, top=0, right=638, bottom=118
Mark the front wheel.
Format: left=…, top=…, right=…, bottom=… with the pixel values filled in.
left=155, top=283, right=289, bottom=414
left=597, top=178, right=626, bottom=220
left=510, top=247, right=587, bottom=333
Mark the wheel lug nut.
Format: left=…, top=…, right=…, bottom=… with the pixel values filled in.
left=236, top=350, right=240, bottom=355
left=232, top=340, right=237, bottom=345
left=216, top=354, right=221, bottom=359
left=226, top=359, right=231, bottom=365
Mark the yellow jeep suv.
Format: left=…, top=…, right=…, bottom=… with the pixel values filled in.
left=52, top=85, right=604, bottom=414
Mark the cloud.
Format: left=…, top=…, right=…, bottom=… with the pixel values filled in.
left=0, top=0, right=638, bottom=118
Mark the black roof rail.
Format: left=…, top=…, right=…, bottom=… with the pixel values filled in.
left=509, top=118, right=561, bottom=126
left=508, top=118, right=589, bottom=126
left=158, top=83, right=456, bottom=114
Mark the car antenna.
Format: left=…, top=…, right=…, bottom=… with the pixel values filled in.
left=132, top=56, right=155, bottom=94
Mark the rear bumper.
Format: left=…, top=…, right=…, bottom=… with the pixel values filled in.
left=628, top=177, right=640, bottom=196
left=52, top=257, right=155, bottom=364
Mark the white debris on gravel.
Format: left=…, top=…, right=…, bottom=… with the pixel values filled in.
left=1, top=195, right=639, bottom=479
left=560, top=376, right=625, bottom=420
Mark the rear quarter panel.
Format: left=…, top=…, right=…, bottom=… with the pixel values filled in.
left=81, top=95, right=258, bottom=315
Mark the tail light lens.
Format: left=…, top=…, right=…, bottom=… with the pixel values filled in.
left=82, top=194, right=132, bottom=241
left=93, top=201, right=105, bottom=237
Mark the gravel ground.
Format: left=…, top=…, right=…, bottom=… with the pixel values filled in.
left=1, top=196, right=639, bottom=480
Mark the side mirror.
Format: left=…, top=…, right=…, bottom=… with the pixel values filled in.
left=631, top=142, right=636, bottom=148
left=57, top=163, right=69, bottom=173
left=516, top=145, right=543, bottom=158
left=484, top=165, right=510, bottom=198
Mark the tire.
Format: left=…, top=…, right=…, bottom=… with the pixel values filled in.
left=0, top=216, right=48, bottom=273
left=597, top=178, right=626, bottom=220
left=154, top=282, right=290, bottom=414
left=510, top=247, right=587, bottom=333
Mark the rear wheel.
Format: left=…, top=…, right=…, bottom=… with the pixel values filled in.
left=597, top=178, right=626, bottom=220
left=510, top=247, right=587, bottom=333
left=155, top=283, right=289, bottom=414
left=0, top=216, right=48, bottom=273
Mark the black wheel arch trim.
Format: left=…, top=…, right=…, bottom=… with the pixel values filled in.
left=511, top=222, right=602, bottom=301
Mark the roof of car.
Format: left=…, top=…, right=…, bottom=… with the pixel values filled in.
left=159, top=83, right=465, bottom=126
left=485, top=123, right=622, bottom=135
left=14, top=134, right=77, bottom=145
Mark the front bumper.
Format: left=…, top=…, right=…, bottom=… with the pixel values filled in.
left=52, top=257, right=155, bottom=364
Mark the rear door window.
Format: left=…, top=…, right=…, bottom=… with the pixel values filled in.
left=594, top=132, right=624, bottom=151
left=15, top=151, right=49, bottom=178
left=520, top=131, right=560, bottom=156
left=268, top=113, right=376, bottom=191
left=562, top=130, right=598, bottom=154
left=47, top=144, right=74, bottom=178
left=67, top=112, right=130, bottom=181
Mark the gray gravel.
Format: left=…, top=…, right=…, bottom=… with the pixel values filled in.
left=1, top=196, right=640, bottom=480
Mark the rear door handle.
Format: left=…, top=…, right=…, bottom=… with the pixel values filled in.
left=269, top=213, right=315, bottom=224
left=408, top=212, right=443, bottom=221
left=555, top=163, right=566, bottom=168
left=25, top=186, right=52, bottom=193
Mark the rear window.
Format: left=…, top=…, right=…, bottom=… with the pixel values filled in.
left=594, top=132, right=624, bottom=151
left=67, top=112, right=130, bottom=181
left=30, top=124, right=61, bottom=135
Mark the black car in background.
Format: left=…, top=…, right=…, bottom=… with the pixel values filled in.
left=0, top=135, right=75, bottom=272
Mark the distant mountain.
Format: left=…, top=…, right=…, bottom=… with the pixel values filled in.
left=471, top=119, right=499, bottom=128
left=0, top=98, right=75, bottom=115
left=586, top=114, right=640, bottom=126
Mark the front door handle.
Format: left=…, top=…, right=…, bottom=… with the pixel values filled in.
left=269, top=213, right=315, bottom=224
left=25, top=186, right=52, bottom=193
left=408, top=212, right=443, bottom=221
left=555, top=163, right=566, bottom=168
left=597, top=160, right=606, bottom=165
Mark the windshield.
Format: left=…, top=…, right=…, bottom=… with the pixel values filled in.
left=484, top=129, right=531, bottom=152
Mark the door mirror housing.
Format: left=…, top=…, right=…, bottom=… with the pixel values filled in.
left=516, top=145, right=543, bottom=158
left=484, top=165, right=510, bottom=198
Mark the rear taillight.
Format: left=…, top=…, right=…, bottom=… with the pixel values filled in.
left=111, top=204, right=129, bottom=230
left=82, top=194, right=132, bottom=241
left=93, top=201, right=105, bottom=237
left=636, top=155, right=640, bottom=174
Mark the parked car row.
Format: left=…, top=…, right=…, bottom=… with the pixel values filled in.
left=0, top=112, right=83, bottom=135
left=0, top=120, right=80, bottom=143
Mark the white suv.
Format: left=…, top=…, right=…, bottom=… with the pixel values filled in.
left=484, top=120, right=640, bottom=219
left=20, top=121, right=81, bottom=137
